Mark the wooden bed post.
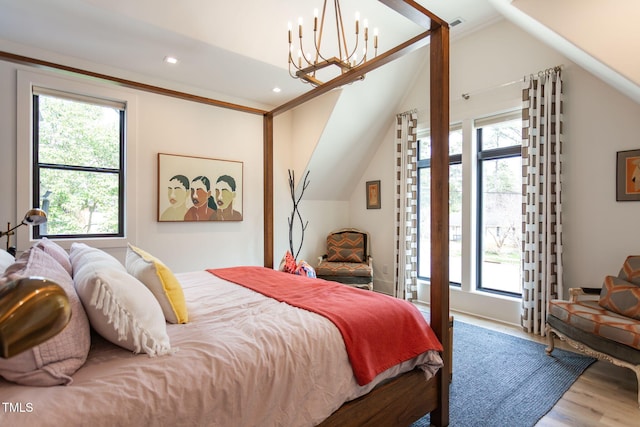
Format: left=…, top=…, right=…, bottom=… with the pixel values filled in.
left=429, top=20, right=451, bottom=427
left=263, top=113, right=274, bottom=268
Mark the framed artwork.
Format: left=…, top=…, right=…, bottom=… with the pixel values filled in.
left=366, top=180, right=381, bottom=209
left=157, top=153, right=243, bottom=221
left=616, top=149, right=640, bottom=201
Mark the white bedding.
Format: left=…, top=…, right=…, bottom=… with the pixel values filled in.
left=0, top=270, right=442, bottom=427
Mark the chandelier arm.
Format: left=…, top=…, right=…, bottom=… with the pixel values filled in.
left=288, top=46, right=303, bottom=72
left=288, top=57, right=300, bottom=74
left=288, top=43, right=299, bottom=71
left=297, top=36, right=315, bottom=67
left=313, top=30, right=331, bottom=64
left=345, top=35, right=361, bottom=66
left=334, top=0, right=346, bottom=62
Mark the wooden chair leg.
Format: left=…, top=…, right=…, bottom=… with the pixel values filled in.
left=545, top=324, right=556, bottom=355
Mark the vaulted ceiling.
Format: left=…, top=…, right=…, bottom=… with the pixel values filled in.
left=1, top=1, right=637, bottom=201
left=0, top=0, right=500, bottom=108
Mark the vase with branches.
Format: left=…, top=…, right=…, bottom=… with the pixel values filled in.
left=288, top=169, right=310, bottom=261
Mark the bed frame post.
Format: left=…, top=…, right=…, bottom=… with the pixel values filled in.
left=263, top=113, right=274, bottom=268
left=429, top=19, right=450, bottom=427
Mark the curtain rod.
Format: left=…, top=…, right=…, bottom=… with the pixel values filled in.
left=397, top=108, right=417, bottom=117
left=461, top=64, right=563, bottom=100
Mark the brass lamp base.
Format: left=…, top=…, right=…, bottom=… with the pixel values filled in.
left=0, top=277, right=71, bottom=358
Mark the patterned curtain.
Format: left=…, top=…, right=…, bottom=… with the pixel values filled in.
left=521, top=67, right=564, bottom=335
left=394, top=111, right=418, bottom=300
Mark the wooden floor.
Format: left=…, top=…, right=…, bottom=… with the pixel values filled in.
left=450, top=311, right=639, bottom=427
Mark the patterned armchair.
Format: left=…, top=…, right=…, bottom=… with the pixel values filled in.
left=546, top=255, right=640, bottom=406
left=315, top=228, right=373, bottom=290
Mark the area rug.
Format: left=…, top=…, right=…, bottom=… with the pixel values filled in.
left=412, top=321, right=595, bottom=427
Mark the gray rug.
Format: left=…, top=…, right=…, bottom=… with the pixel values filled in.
left=412, top=321, right=595, bottom=427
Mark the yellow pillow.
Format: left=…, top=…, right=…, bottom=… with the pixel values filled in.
left=125, top=243, right=188, bottom=324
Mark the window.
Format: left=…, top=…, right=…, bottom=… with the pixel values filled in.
left=476, top=112, right=522, bottom=295
left=417, top=125, right=463, bottom=285
left=417, top=111, right=522, bottom=299
left=32, top=87, right=125, bottom=240
left=17, top=70, right=136, bottom=251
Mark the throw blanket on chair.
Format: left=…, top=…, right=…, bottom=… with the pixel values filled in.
left=208, top=266, right=443, bottom=385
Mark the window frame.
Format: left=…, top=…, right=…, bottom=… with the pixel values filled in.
left=32, top=92, right=126, bottom=240
left=16, top=70, right=137, bottom=251
left=475, top=112, right=522, bottom=297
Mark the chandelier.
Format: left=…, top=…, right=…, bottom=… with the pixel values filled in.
left=288, top=0, right=378, bottom=86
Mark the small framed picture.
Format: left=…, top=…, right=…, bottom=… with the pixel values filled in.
left=366, top=180, right=381, bottom=209
left=616, top=149, right=640, bottom=201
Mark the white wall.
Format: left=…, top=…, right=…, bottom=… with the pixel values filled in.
left=129, top=93, right=265, bottom=272
left=0, top=62, right=17, bottom=233
left=275, top=93, right=350, bottom=266
left=563, top=68, right=640, bottom=286
left=0, top=60, right=267, bottom=273
left=348, top=121, right=397, bottom=295
left=350, top=19, right=640, bottom=324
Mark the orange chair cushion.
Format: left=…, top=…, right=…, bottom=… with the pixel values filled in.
left=549, top=299, right=640, bottom=350
left=316, top=261, right=372, bottom=278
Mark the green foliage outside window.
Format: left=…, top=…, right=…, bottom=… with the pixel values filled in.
left=36, top=95, right=122, bottom=236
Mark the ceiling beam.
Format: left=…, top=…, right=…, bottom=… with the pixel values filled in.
left=378, top=0, right=449, bottom=28
left=0, top=51, right=268, bottom=116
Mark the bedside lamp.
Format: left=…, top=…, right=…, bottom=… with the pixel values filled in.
left=0, top=277, right=71, bottom=358
left=1, top=209, right=48, bottom=256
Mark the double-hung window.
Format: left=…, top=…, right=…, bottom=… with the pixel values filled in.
left=32, top=87, right=125, bottom=240
left=16, top=70, right=136, bottom=251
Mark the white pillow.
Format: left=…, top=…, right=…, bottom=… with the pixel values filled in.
left=125, top=244, right=188, bottom=324
left=0, top=250, right=15, bottom=273
left=69, top=243, right=172, bottom=356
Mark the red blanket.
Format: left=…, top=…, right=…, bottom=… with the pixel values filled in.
left=207, top=266, right=443, bottom=386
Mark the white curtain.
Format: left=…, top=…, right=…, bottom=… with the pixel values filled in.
left=394, top=110, right=418, bottom=300
left=521, top=67, right=563, bottom=335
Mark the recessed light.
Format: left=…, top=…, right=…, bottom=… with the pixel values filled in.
left=164, top=56, right=178, bottom=64
left=272, top=87, right=282, bottom=93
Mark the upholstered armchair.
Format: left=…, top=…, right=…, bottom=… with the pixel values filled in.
left=546, top=255, right=640, bottom=407
left=316, top=228, right=373, bottom=290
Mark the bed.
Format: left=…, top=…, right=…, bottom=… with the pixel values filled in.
left=0, top=241, right=444, bottom=426
left=0, top=2, right=451, bottom=425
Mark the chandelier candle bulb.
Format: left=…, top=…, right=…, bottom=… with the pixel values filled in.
left=355, top=12, right=360, bottom=34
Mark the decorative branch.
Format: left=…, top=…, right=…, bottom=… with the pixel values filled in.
left=288, top=169, right=310, bottom=261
